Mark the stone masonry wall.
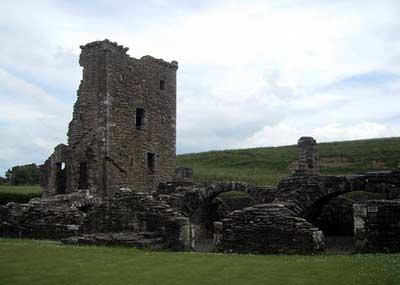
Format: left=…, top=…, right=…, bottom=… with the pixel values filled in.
left=102, top=46, right=177, bottom=194
left=0, top=190, right=191, bottom=250
left=293, top=136, right=320, bottom=176
left=354, top=200, right=400, bottom=252
left=0, top=196, right=86, bottom=239
left=40, top=144, right=69, bottom=196
left=81, top=190, right=190, bottom=250
left=42, top=39, right=178, bottom=197
left=215, top=203, right=324, bottom=254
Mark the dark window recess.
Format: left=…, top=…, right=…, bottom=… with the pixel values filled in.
left=147, top=153, right=156, bottom=174
left=136, top=108, right=145, bottom=129
left=55, top=162, right=66, bottom=194
left=79, top=113, right=83, bottom=121
left=130, top=157, right=133, bottom=168
left=79, top=162, right=88, bottom=189
left=160, top=80, right=165, bottom=90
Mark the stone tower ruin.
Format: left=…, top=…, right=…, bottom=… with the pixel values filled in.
left=41, top=39, right=178, bottom=196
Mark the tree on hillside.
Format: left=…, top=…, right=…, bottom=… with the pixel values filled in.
left=4, top=164, right=40, bottom=185
left=0, top=176, right=7, bottom=185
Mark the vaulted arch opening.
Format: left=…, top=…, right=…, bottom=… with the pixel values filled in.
left=185, top=187, right=253, bottom=252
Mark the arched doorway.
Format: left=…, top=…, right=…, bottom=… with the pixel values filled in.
left=306, top=190, right=386, bottom=252
left=186, top=188, right=254, bottom=252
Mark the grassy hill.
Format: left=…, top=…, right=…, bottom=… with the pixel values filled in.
left=177, top=137, right=400, bottom=186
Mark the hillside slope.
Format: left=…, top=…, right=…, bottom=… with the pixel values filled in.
left=177, top=137, right=400, bottom=186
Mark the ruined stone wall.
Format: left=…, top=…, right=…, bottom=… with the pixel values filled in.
left=102, top=48, right=177, bottom=194
left=81, top=190, right=190, bottom=250
left=215, top=203, right=324, bottom=254
left=41, top=144, right=69, bottom=196
left=275, top=171, right=400, bottom=218
left=66, top=41, right=111, bottom=195
left=45, top=39, right=178, bottom=196
left=174, top=167, right=193, bottom=182
left=0, top=190, right=191, bottom=250
left=156, top=181, right=277, bottom=215
left=293, top=136, right=320, bottom=176
left=0, top=198, right=85, bottom=239
left=354, top=200, right=400, bottom=252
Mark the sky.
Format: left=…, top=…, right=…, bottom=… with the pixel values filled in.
left=0, top=0, right=399, bottom=176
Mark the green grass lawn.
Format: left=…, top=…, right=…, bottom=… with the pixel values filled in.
left=0, top=239, right=399, bottom=285
left=0, top=185, right=42, bottom=204
left=177, top=137, right=400, bottom=186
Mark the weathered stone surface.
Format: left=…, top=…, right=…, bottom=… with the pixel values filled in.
left=40, top=144, right=69, bottom=196
left=0, top=193, right=87, bottom=239
left=174, top=167, right=193, bottom=182
left=41, top=39, right=178, bottom=197
left=215, top=203, right=324, bottom=254
left=80, top=190, right=190, bottom=250
left=274, top=171, right=400, bottom=218
left=0, top=189, right=191, bottom=250
left=156, top=181, right=277, bottom=216
left=293, top=136, right=320, bottom=176
left=354, top=200, right=400, bottom=252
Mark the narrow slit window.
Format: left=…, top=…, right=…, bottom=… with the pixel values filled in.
left=55, top=162, right=66, bottom=194
left=78, top=162, right=88, bottom=190
left=136, top=108, right=145, bottom=129
left=160, top=80, right=165, bottom=90
left=147, top=153, right=156, bottom=174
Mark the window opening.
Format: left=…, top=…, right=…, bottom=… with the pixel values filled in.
left=79, top=162, right=88, bottom=189
left=160, top=80, right=165, bottom=90
left=136, top=108, right=145, bottom=129
left=147, top=153, right=156, bottom=174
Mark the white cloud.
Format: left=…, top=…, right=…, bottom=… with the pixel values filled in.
left=0, top=68, right=70, bottom=174
left=312, top=122, right=400, bottom=142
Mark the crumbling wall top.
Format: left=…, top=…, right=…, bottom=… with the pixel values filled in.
left=79, top=39, right=178, bottom=69
left=80, top=39, right=129, bottom=53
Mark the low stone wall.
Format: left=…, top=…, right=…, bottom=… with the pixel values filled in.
left=174, top=167, right=193, bottom=182
left=0, top=190, right=191, bottom=250
left=354, top=200, right=400, bottom=252
left=82, top=190, right=191, bottom=250
left=0, top=200, right=84, bottom=239
left=215, top=203, right=324, bottom=254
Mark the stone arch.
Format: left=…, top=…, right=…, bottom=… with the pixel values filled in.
left=274, top=171, right=400, bottom=220
left=158, top=181, right=274, bottom=251
left=176, top=181, right=276, bottom=218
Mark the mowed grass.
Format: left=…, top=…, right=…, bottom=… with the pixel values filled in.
left=0, top=185, right=42, bottom=204
left=177, top=137, right=400, bottom=186
left=0, top=239, right=399, bottom=285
